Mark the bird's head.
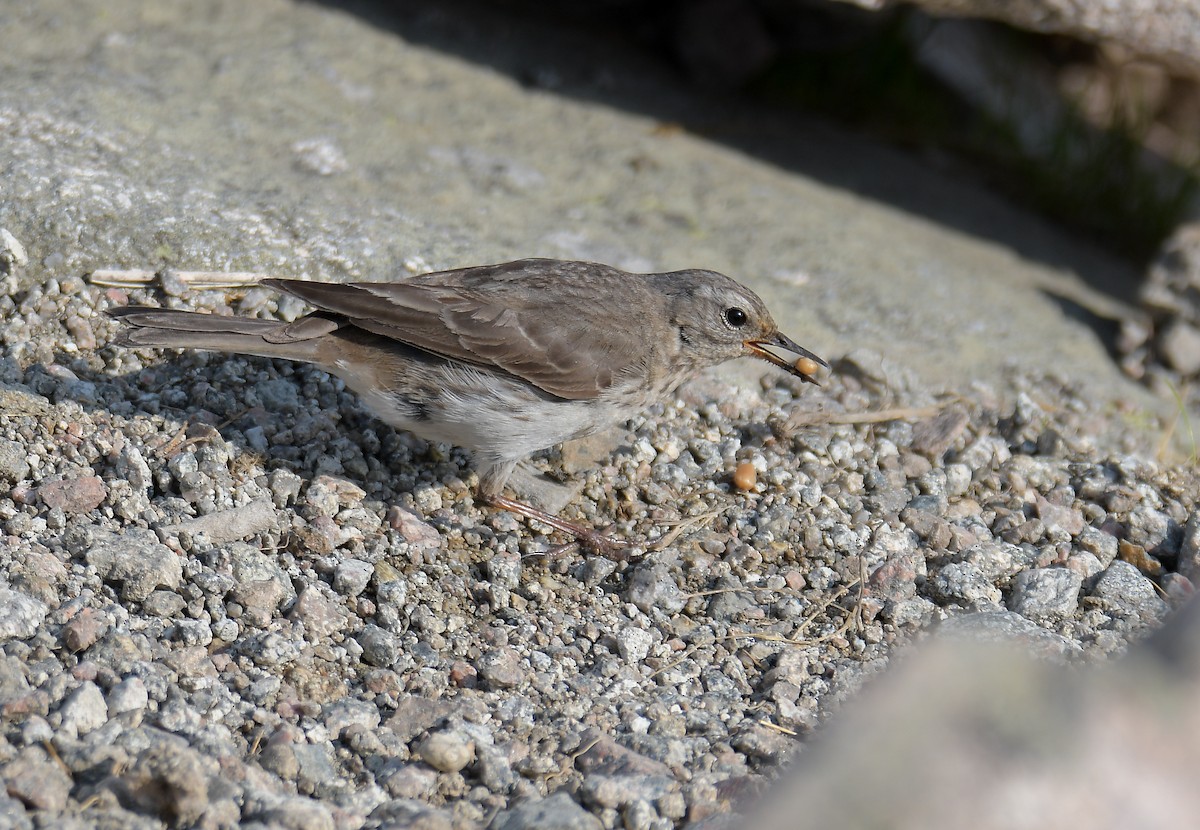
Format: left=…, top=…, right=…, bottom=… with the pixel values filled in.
left=657, top=269, right=827, bottom=383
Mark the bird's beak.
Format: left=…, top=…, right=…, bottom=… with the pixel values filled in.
left=745, top=332, right=829, bottom=384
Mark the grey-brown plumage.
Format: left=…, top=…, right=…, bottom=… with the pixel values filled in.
left=109, top=258, right=826, bottom=554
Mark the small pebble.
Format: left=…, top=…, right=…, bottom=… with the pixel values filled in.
left=107, top=677, right=149, bottom=715
left=38, top=476, right=107, bottom=513
left=58, top=681, right=108, bottom=736
left=418, top=730, right=476, bottom=773
left=0, top=588, right=49, bottom=642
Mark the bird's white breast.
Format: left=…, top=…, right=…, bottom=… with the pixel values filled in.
left=344, top=360, right=633, bottom=465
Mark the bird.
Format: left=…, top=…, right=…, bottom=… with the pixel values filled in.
left=108, top=258, right=827, bottom=555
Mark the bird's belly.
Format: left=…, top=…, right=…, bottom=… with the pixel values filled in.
left=345, top=363, right=630, bottom=462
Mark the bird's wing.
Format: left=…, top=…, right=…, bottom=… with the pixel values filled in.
left=262, top=260, right=650, bottom=400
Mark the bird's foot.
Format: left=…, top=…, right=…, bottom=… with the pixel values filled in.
left=484, top=493, right=642, bottom=561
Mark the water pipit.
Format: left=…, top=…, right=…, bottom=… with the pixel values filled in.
left=109, top=258, right=826, bottom=555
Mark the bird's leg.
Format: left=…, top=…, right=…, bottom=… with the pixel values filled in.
left=477, top=462, right=635, bottom=559
left=483, top=493, right=636, bottom=559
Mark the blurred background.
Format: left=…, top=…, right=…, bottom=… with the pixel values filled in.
left=460, top=0, right=1200, bottom=261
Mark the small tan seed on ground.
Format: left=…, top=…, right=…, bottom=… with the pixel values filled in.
left=733, top=462, right=757, bottom=491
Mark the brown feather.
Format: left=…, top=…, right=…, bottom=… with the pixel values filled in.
left=263, top=259, right=662, bottom=400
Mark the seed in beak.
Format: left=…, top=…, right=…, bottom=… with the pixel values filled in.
left=795, top=356, right=821, bottom=377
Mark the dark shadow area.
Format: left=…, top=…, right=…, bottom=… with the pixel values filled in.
left=1040, top=289, right=1124, bottom=359
left=309, top=0, right=1154, bottom=306
left=14, top=346, right=441, bottom=499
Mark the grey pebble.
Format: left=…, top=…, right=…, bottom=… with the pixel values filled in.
left=269, top=469, right=305, bottom=507
left=1077, top=525, right=1120, bottom=567
left=486, top=550, right=523, bottom=590
left=358, top=624, right=400, bottom=668
left=581, top=555, right=620, bottom=586
left=475, top=647, right=527, bottom=689
left=250, top=796, right=336, bottom=830
left=474, top=742, right=517, bottom=793
left=959, top=540, right=1032, bottom=581
left=85, top=529, right=182, bottom=602
left=173, top=619, right=213, bottom=647
left=0, top=439, right=30, bottom=482
left=944, top=463, right=972, bottom=497
left=955, top=436, right=1011, bottom=470
left=0, top=227, right=29, bottom=271
left=112, top=443, right=152, bottom=493
left=616, top=626, right=655, bottom=663
left=1008, top=568, right=1083, bottom=621
left=1177, top=513, right=1200, bottom=580
left=228, top=542, right=295, bottom=623
left=304, top=476, right=348, bottom=517
left=323, top=698, right=381, bottom=739
left=212, top=619, right=239, bottom=641
left=1158, top=319, right=1200, bottom=374
left=2, top=747, right=72, bottom=811
left=334, top=558, right=375, bottom=596
left=84, top=630, right=155, bottom=675
left=256, top=377, right=302, bottom=412
left=491, top=791, right=603, bottom=830
left=1091, top=560, right=1170, bottom=620
left=1065, top=552, right=1105, bottom=580
left=1033, top=494, right=1084, bottom=539
left=288, top=584, right=349, bottom=640
left=0, top=796, right=32, bottom=830
left=765, top=649, right=811, bottom=688
left=369, top=798, right=453, bottom=830
left=293, top=742, right=340, bottom=796
left=806, top=566, right=840, bottom=591
left=581, top=774, right=678, bottom=810
left=259, top=730, right=302, bottom=779
left=930, top=562, right=1003, bottom=608
left=107, top=677, right=149, bottom=715
left=0, top=588, right=48, bottom=643
left=380, top=762, right=439, bottom=799
left=58, top=681, right=108, bottom=736
left=245, top=631, right=303, bottom=668
left=243, top=424, right=268, bottom=452
left=375, top=575, right=409, bottom=615
left=19, top=717, right=53, bottom=746
left=100, top=742, right=211, bottom=827
left=418, top=729, right=476, bottom=773
left=625, top=799, right=659, bottom=830
left=142, top=589, right=186, bottom=618
left=706, top=575, right=756, bottom=620
left=385, top=697, right=457, bottom=744
left=1125, top=505, right=1175, bottom=553
left=733, top=722, right=797, bottom=763
left=626, top=562, right=686, bottom=614
left=247, top=675, right=282, bottom=704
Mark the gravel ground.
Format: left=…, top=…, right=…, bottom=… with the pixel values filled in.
left=0, top=271, right=1194, bottom=829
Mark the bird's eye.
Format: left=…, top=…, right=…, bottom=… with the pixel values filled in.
left=725, top=307, right=748, bottom=327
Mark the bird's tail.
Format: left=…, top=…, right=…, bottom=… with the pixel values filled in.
left=107, top=306, right=340, bottom=364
